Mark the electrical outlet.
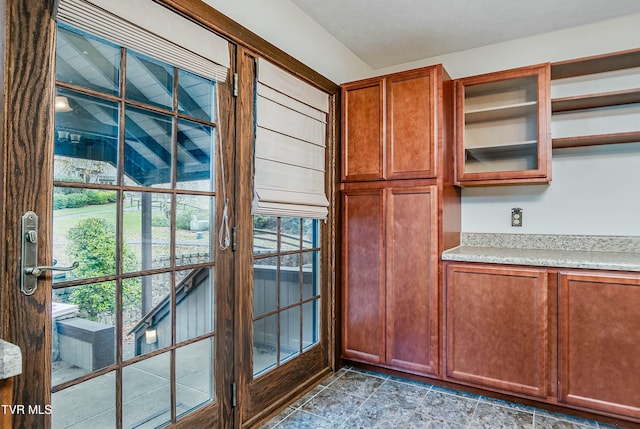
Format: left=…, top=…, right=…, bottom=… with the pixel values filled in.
left=511, top=208, right=523, bottom=227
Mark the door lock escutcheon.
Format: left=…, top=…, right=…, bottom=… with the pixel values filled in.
left=21, top=211, right=78, bottom=295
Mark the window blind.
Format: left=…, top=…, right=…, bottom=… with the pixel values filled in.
left=253, top=59, right=330, bottom=220
left=56, top=0, right=230, bottom=82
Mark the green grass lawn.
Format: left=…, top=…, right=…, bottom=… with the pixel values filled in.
left=53, top=202, right=150, bottom=240
left=53, top=201, right=206, bottom=243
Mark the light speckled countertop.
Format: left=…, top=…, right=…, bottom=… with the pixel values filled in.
left=0, top=339, right=22, bottom=380
left=442, top=233, right=640, bottom=272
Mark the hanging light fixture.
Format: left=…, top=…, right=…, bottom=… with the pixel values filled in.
left=144, top=323, right=158, bottom=345
left=55, top=95, right=72, bottom=112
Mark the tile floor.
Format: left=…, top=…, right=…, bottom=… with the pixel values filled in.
left=259, top=367, right=622, bottom=429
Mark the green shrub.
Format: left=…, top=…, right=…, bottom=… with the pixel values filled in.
left=152, top=214, right=170, bottom=227
left=65, top=193, right=89, bottom=208
left=176, top=210, right=195, bottom=230
left=53, top=189, right=117, bottom=210
left=53, top=194, right=68, bottom=210
left=66, top=217, right=140, bottom=320
left=85, top=190, right=117, bottom=205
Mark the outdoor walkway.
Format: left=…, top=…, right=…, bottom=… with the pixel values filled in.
left=259, top=367, right=618, bottom=429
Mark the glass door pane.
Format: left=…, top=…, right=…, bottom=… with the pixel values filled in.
left=52, top=23, right=220, bottom=428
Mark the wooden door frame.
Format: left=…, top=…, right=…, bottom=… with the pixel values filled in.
left=1, top=1, right=58, bottom=428
left=234, top=46, right=339, bottom=429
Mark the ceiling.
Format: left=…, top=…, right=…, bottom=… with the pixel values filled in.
left=290, top=0, right=640, bottom=69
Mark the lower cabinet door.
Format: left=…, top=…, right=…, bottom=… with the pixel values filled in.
left=341, top=188, right=386, bottom=363
left=386, top=185, right=439, bottom=375
left=559, top=272, right=640, bottom=419
left=445, top=263, right=549, bottom=397
left=341, top=183, right=440, bottom=375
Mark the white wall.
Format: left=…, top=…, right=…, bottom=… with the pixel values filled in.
left=202, top=0, right=371, bottom=84
left=461, top=143, right=640, bottom=235
left=205, top=2, right=640, bottom=236
left=374, top=13, right=640, bottom=236
left=372, top=13, right=640, bottom=80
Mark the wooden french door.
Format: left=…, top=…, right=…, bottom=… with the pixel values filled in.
left=1, top=3, right=336, bottom=429
left=0, top=1, right=235, bottom=428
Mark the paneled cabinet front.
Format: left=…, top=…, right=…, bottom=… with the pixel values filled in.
left=559, top=271, right=640, bottom=419
left=342, top=184, right=439, bottom=376
left=341, top=188, right=386, bottom=364
left=342, top=66, right=439, bottom=182
left=445, top=263, right=550, bottom=397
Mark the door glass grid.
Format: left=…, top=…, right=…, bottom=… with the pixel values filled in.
left=252, top=216, right=321, bottom=377
left=52, top=24, right=217, bottom=428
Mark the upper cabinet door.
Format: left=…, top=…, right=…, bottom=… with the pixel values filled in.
left=386, top=68, right=437, bottom=179
left=342, top=78, right=385, bottom=181
left=341, top=66, right=440, bottom=182
left=455, top=63, right=551, bottom=186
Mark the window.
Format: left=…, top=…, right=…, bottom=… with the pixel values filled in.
left=250, top=59, right=327, bottom=379
left=52, top=24, right=218, bottom=427
left=252, top=216, right=321, bottom=376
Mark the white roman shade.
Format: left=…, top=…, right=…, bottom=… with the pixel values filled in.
left=56, top=0, right=230, bottom=82
left=253, top=59, right=330, bottom=220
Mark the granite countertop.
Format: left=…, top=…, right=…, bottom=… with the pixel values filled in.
left=442, top=233, right=640, bottom=272
left=0, top=339, right=22, bottom=380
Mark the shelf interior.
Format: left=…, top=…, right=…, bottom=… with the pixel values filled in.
left=466, top=141, right=538, bottom=158
left=466, top=101, right=537, bottom=123
left=552, top=88, right=640, bottom=113
left=551, top=49, right=640, bottom=79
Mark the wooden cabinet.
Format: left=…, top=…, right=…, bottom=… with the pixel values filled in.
left=340, top=63, right=459, bottom=378
left=341, top=187, right=386, bottom=363
left=559, top=271, right=640, bottom=418
left=455, top=63, right=551, bottom=185
left=342, top=184, right=440, bottom=376
left=342, top=66, right=440, bottom=182
left=342, top=79, right=385, bottom=181
left=386, top=185, right=439, bottom=374
left=445, top=263, right=549, bottom=397
left=441, top=262, right=640, bottom=424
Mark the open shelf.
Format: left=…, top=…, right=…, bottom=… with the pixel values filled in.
left=552, top=131, right=640, bottom=149
left=552, top=88, right=640, bottom=113
left=551, top=49, right=640, bottom=80
left=550, top=49, right=640, bottom=150
left=466, top=101, right=537, bottom=123
left=466, top=141, right=537, bottom=158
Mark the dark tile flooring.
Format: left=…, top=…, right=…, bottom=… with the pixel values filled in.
left=259, top=367, right=621, bottom=429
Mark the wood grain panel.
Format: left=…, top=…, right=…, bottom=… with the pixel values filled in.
left=386, top=186, right=438, bottom=375
left=341, top=80, right=385, bottom=181
left=387, top=68, right=436, bottom=179
left=1, top=2, right=57, bottom=428
left=206, top=44, right=236, bottom=429
left=0, top=379, right=12, bottom=429
left=559, top=272, right=640, bottom=418
left=445, top=264, right=548, bottom=397
left=341, top=188, right=385, bottom=363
